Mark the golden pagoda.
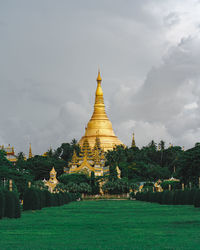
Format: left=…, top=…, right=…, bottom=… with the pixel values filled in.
left=79, top=71, right=123, bottom=151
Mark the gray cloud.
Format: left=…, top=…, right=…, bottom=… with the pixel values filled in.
left=0, top=0, right=200, bottom=155
left=110, top=35, right=200, bottom=148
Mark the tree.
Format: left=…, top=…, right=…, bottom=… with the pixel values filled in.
left=54, top=140, right=81, bottom=164
left=176, top=145, right=200, bottom=186
left=102, top=178, right=129, bottom=194
left=90, top=171, right=100, bottom=194
left=59, top=173, right=89, bottom=185
left=26, top=155, right=65, bottom=181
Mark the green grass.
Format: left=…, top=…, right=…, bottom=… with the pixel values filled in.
left=1, top=201, right=200, bottom=249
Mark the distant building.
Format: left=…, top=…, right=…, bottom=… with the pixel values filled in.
left=0, top=144, right=17, bottom=164
left=66, top=137, right=109, bottom=177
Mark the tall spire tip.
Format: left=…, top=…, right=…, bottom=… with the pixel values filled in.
left=97, top=69, right=102, bottom=82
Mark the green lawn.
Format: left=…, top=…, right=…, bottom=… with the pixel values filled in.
left=0, top=200, right=200, bottom=250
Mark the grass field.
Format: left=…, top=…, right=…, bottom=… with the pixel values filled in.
left=0, top=200, right=200, bottom=250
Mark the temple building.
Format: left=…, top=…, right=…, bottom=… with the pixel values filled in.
left=67, top=136, right=109, bottom=176
left=0, top=144, right=17, bottom=164
left=67, top=71, right=122, bottom=176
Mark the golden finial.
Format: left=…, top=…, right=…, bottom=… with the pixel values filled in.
left=50, top=167, right=56, bottom=174
left=96, top=69, right=102, bottom=82
left=50, top=167, right=57, bottom=179
left=96, top=70, right=103, bottom=97
left=29, top=143, right=33, bottom=159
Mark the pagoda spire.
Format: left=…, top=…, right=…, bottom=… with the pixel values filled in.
left=29, top=143, right=33, bottom=159
left=131, top=133, right=136, bottom=148
left=79, top=70, right=123, bottom=151
left=95, top=70, right=104, bottom=105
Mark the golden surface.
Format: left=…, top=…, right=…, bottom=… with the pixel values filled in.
left=79, top=71, right=123, bottom=151
left=68, top=137, right=106, bottom=176
left=0, top=144, right=17, bottom=163
left=44, top=167, right=59, bottom=193
left=28, top=143, right=33, bottom=159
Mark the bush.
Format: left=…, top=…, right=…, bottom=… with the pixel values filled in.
left=194, top=190, right=200, bottom=208
left=23, top=187, right=81, bottom=211
left=151, top=192, right=158, bottom=203
left=23, top=188, right=40, bottom=211
left=179, top=190, right=189, bottom=205
left=59, top=173, right=89, bottom=185
left=156, top=192, right=163, bottom=204
left=50, top=193, right=55, bottom=205
left=36, top=190, right=46, bottom=209
left=173, top=190, right=183, bottom=205
left=129, top=192, right=135, bottom=199
left=187, top=189, right=197, bottom=205
left=102, top=178, right=129, bottom=195
left=4, top=190, right=15, bottom=218
left=161, top=191, right=174, bottom=205
left=13, top=192, right=21, bottom=218
left=44, top=190, right=52, bottom=207
left=0, top=189, right=5, bottom=219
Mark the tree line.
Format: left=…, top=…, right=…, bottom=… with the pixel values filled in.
left=1, top=139, right=200, bottom=196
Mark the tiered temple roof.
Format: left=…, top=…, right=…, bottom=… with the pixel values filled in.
left=67, top=136, right=108, bottom=177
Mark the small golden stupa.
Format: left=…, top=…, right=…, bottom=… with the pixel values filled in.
left=28, top=143, right=33, bottom=159
left=44, top=167, right=59, bottom=193
left=79, top=71, right=123, bottom=151
left=131, top=133, right=136, bottom=148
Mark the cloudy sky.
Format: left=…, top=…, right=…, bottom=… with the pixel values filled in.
left=1, top=0, right=200, bottom=155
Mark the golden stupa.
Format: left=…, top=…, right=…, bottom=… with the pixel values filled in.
left=79, top=71, right=123, bottom=151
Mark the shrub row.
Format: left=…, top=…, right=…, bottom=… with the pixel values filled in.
left=134, top=189, right=200, bottom=208
left=0, top=188, right=21, bottom=219
left=23, top=188, right=81, bottom=211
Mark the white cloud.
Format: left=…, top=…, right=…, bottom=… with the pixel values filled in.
left=184, top=102, right=198, bottom=110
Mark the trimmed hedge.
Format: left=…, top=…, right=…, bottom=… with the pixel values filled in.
left=23, top=188, right=40, bottom=211
left=23, top=188, right=81, bottom=211
left=4, top=190, right=15, bottom=218
left=0, top=186, right=81, bottom=219
left=13, top=193, right=21, bottom=218
left=135, top=189, right=200, bottom=208
left=194, top=190, right=200, bottom=207
left=0, top=189, right=5, bottom=219
left=0, top=189, right=21, bottom=219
